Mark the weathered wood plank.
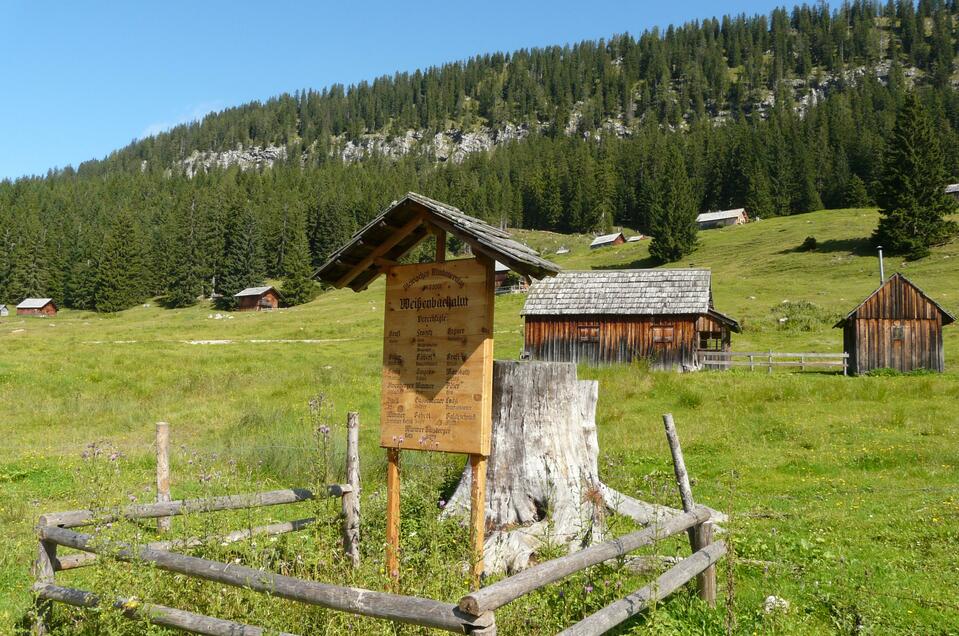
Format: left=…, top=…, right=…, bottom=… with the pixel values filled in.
left=556, top=542, right=726, bottom=636
left=342, top=411, right=361, bottom=568
left=156, top=422, right=171, bottom=533
left=40, top=526, right=492, bottom=633
left=39, top=488, right=322, bottom=528
left=457, top=507, right=710, bottom=616
left=34, top=582, right=300, bottom=636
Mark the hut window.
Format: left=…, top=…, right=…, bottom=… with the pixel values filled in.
left=892, top=325, right=904, bottom=340
left=653, top=326, right=674, bottom=344
left=577, top=324, right=599, bottom=343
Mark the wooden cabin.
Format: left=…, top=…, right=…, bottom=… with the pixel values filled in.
left=696, top=208, right=749, bottom=230
left=835, top=273, right=954, bottom=374
left=494, top=261, right=530, bottom=293
left=945, top=183, right=959, bottom=201
left=0, top=304, right=8, bottom=317
left=16, top=298, right=57, bottom=316
left=521, top=269, right=739, bottom=370
left=589, top=232, right=625, bottom=249
left=233, top=286, right=281, bottom=311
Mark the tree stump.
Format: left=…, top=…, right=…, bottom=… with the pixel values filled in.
left=444, top=361, right=603, bottom=574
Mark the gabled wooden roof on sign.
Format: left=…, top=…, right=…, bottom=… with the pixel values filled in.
left=834, top=273, right=955, bottom=327
left=315, top=192, right=561, bottom=291
left=522, top=269, right=714, bottom=316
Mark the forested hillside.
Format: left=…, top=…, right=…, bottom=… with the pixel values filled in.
left=4, top=0, right=959, bottom=311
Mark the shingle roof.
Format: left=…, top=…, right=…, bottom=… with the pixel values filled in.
left=697, top=209, right=746, bottom=223
left=315, top=192, right=560, bottom=291
left=945, top=183, right=959, bottom=194
left=17, top=298, right=54, bottom=309
left=589, top=232, right=624, bottom=247
left=234, top=286, right=277, bottom=298
left=521, top=269, right=714, bottom=316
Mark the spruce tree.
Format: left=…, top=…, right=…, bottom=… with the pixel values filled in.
left=874, top=91, right=959, bottom=258
left=217, top=205, right=263, bottom=310
left=648, top=145, right=698, bottom=263
left=165, top=200, right=204, bottom=308
left=280, top=216, right=317, bottom=306
left=94, top=210, right=149, bottom=312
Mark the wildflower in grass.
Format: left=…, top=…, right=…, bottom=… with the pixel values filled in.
left=584, top=584, right=593, bottom=594
left=438, top=499, right=446, bottom=509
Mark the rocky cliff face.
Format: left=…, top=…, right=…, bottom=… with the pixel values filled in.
left=171, top=61, right=922, bottom=176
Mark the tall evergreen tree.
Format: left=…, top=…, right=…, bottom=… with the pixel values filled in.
left=94, top=210, right=150, bottom=312
left=217, top=205, right=263, bottom=310
left=280, top=214, right=318, bottom=306
left=874, top=91, right=959, bottom=258
left=648, top=145, right=699, bottom=262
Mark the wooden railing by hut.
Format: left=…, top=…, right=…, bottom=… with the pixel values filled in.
left=32, top=413, right=725, bottom=636
left=699, top=350, right=849, bottom=374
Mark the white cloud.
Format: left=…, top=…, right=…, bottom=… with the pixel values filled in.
left=139, top=101, right=224, bottom=139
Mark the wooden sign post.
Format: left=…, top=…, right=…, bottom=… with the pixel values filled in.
left=381, top=230, right=494, bottom=589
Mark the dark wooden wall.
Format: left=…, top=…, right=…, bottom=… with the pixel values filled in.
left=237, top=291, right=280, bottom=311
left=523, top=314, right=700, bottom=369
left=845, top=276, right=946, bottom=374
left=16, top=304, right=56, bottom=316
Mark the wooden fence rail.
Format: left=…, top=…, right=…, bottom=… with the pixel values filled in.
left=699, top=350, right=848, bottom=374
left=33, top=411, right=726, bottom=636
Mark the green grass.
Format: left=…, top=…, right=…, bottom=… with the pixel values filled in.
left=1, top=208, right=958, bottom=633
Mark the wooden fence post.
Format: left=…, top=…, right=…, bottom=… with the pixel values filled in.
left=748, top=354, right=754, bottom=371
left=767, top=350, right=773, bottom=375
left=386, top=448, right=401, bottom=584
left=342, top=412, right=361, bottom=568
left=32, top=533, right=57, bottom=635
left=662, top=414, right=717, bottom=608
left=156, top=422, right=171, bottom=533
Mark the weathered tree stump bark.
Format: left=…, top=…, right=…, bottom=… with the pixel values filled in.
left=444, top=361, right=603, bottom=574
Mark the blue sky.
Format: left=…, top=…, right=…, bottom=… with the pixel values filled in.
left=1, top=0, right=787, bottom=180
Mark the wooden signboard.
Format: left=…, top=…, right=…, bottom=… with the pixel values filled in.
left=380, top=258, right=493, bottom=456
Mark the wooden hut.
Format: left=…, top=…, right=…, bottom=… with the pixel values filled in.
left=945, top=183, right=959, bottom=201
left=0, top=304, right=8, bottom=317
left=835, top=273, right=954, bottom=374
left=16, top=298, right=57, bottom=316
left=589, top=232, right=625, bottom=249
left=494, top=261, right=530, bottom=293
left=521, top=269, right=739, bottom=370
left=233, top=286, right=281, bottom=311
left=696, top=208, right=749, bottom=230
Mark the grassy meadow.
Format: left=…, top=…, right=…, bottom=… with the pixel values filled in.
left=1, top=207, right=958, bottom=634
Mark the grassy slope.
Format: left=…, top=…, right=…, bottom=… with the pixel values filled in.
left=1, top=208, right=958, bottom=633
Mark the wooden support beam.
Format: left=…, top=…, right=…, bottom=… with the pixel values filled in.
left=34, top=583, right=301, bottom=636
left=31, top=538, right=56, bottom=635
left=386, top=448, right=401, bottom=583
left=39, top=526, right=492, bottom=633
left=458, top=507, right=710, bottom=616
left=335, top=213, right=424, bottom=288
left=469, top=454, right=487, bottom=590
left=156, top=422, right=171, bottom=533
left=556, top=542, right=727, bottom=636
left=342, top=412, right=361, bottom=568
left=432, top=225, right=447, bottom=262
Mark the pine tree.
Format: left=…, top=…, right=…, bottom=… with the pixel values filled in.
left=648, top=145, right=699, bottom=263
left=217, top=205, right=263, bottom=310
left=280, top=215, right=317, bottom=306
left=165, top=200, right=204, bottom=308
left=94, top=210, right=150, bottom=312
left=874, top=91, right=959, bottom=258
left=845, top=174, right=872, bottom=207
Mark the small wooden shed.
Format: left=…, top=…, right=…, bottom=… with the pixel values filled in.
left=234, top=286, right=281, bottom=311
left=494, top=261, right=530, bottom=293
left=16, top=298, right=57, bottom=316
left=0, top=304, right=8, bottom=317
left=696, top=208, right=749, bottom=230
left=521, top=269, right=739, bottom=369
left=589, top=232, right=625, bottom=249
left=835, top=273, right=954, bottom=374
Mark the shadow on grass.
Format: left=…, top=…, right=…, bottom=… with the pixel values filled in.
left=593, top=255, right=661, bottom=270
left=777, top=236, right=874, bottom=256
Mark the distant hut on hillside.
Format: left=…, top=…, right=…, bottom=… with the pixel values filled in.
left=16, top=298, right=57, bottom=317
left=494, top=261, right=530, bottom=293
left=521, top=269, right=739, bottom=370
left=835, top=273, right=954, bottom=375
left=0, top=304, right=8, bottom=317
left=233, top=286, right=281, bottom=311
left=696, top=208, right=749, bottom=230
left=589, top=232, right=625, bottom=249
left=945, top=183, right=959, bottom=201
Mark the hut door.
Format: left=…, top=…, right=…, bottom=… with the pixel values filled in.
left=577, top=324, right=600, bottom=364
left=891, top=322, right=907, bottom=370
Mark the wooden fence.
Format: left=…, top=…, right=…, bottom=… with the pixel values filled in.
left=32, top=413, right=723, bottom=636
left=699, top=350, right=848, bottom=375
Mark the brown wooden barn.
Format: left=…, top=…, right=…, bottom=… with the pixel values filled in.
left=835, top=273, right=954, bottom=374
left=16, top=298, right=57, bottom=316
left=521, top=269, right=739, bottom=370
left=589, top=232, right=625, bottom=249
left=233, top=286, right=281, bottom=311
